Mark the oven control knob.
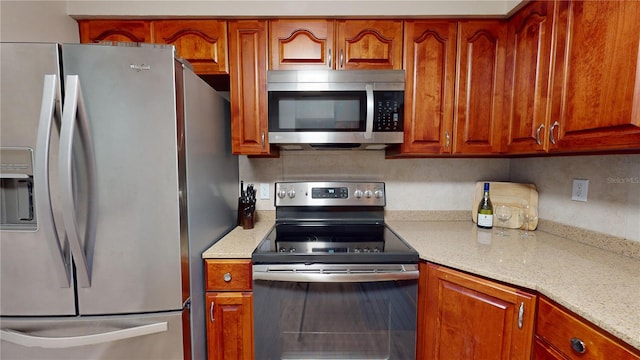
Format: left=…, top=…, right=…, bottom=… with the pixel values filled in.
left=374, top=189, right=384, bottom=199
left=354, top=189, right=363, bottom=198
left=279, top=248, right=287, bottom=252
left=364, top=190, right=373, bottom=198
left=289, top=248, right=296, bottom=253
left=287, top=189, right=296, bottom=199
left=277, top=189, right=287, bottom=199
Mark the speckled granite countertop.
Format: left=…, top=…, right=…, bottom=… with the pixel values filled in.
left=202, top=213, right=640, bottom=350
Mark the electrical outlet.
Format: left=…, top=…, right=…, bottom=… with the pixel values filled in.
left=571, top=179, right=589, bottom=202
left=259, top=183, right=270, bottom=200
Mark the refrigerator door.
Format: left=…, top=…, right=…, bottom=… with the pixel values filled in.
left=181, top=66, right=239, bottom=360
left=0, top=311, right=184, bottom=360
left=0, top=43, right=76, bottom=316
left=60, top=44, right=183, bottom=314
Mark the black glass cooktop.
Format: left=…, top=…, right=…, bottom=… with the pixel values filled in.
left=251, top=222, right=419, bottom=264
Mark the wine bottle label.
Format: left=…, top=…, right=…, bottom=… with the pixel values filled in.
left=478, top=214, right=493, bottom=227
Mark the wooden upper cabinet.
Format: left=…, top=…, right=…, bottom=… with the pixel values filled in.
left=453, top=20, right=507, bottom=155
left=548, top=0, right=640, bottom=152
left=269, top=19, right=402, bottom=70
left=397, top=20, right=457, bottom=155
left=228, top=20, right=272, bottom=155
left=419, top=263, right=536, bottom=360
left=270, top=19, right=335, bottom=70
left=504, top=1, right=555, bottom=154
left=78, top=20, right=152, bottom=43
left=153, top=20, right=228, bottom=74
left=336, top=20, right=403, bottom=70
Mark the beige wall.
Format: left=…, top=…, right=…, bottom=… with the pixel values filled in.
left=240, top=152, right=640, bottom=242
left=0, top=1, right=78, bottom=42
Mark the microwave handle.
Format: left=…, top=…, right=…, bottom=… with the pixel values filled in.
left=365, top=84, right=374, bottom=139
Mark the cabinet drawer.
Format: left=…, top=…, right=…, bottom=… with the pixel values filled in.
left=205, top=259, right=252, bottom=291
left=536, top=297, right=639, bottom=359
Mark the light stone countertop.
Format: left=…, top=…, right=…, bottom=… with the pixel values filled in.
left=202, top=214, right=640, bottom=351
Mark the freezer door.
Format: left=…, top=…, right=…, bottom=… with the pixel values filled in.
left=0, top=311, right=185, bottom=360
left=0, top=43, right=76, bottom=316
left=60, top=44, right=183, bottom=314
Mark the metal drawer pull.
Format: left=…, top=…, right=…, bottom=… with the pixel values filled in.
left=517, top=302, right=524, bottom=329
left=570, top=337, right=586, bottom=354
left=535, top=124, right=544, bottom=145
left=445, top=131, right=450, bottom=148
left=209, top=301, right=215, bottom=322
left=223, top=272, right=232, bottom=282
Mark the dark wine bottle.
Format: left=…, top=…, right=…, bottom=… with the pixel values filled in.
left=477, top=182, right=494, bottom=229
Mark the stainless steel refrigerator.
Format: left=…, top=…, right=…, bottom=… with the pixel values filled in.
left=0, top=43, right=239, bottom=359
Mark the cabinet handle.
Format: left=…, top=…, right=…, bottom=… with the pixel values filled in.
left=209, top=301, right=215, bottom=323
left=444, top=131, right=450, bottom=148
left=328, top=49, right=332, bottom=68
left=261, top=131, right=265, bottom=149
left=518, top=302, right=524, bottom=329
left=223, top=272, right=232, bottom=282
left=570, top=337, right=586, bottom=354
left=535, top=124, right=545, bottom=145
left=340, top=49, right=344, bottom=69
left=549, top=121, right=560, bottom=145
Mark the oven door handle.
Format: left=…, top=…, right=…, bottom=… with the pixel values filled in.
left=252, top=264, right=419, bottom=283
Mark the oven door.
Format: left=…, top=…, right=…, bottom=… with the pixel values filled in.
left=253, top=264, right=418, bottom=360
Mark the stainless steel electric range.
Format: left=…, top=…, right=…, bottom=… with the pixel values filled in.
left=252, top=181, right=419, bottom=360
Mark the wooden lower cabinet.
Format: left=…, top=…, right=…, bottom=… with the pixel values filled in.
left=204, top=259, right=253, bottom=360
left=534, top=296, right=640, bottom=360
left=205, top=292, right=253, bottom=360
left=418, top=262, right=536, bottom=360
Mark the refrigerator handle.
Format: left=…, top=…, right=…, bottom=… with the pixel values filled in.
left=0, top=322, right=167, bottom=349
left=59, top=75, right=98, bottom=288
left=35, top=74, right=73, bottom=288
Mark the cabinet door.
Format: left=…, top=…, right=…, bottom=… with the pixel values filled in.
left=270, top=19, right=335, bottom=70
left=78, top=20, right=152, bottom=43
left=504, top=1, right=555, bottom=154
left=420, top=263, right=536, bottom=360
left=206, top=292, right=254, bottom=360
left=228, top=20, right=271, bottom=155
left=454, top=20, right=507, bottom=155
left=154, top=20, right=228, bottom=74
left=399, top=20, right=457, bottom=155
left=549, top=0, right=640, bottom=152
left=335, top=20, right=403, bottom=70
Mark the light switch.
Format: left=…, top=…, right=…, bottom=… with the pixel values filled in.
left=259, top=183, right=270, bottom=200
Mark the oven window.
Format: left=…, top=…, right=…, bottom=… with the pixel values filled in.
left=268, top=91, right=367, bottom=131
left=253, top=280, right=417, bottom=359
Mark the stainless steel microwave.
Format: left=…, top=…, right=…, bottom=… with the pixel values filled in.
left=267, top=70, right=405, bottom=150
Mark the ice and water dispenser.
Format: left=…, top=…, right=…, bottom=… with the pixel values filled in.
left=1, top=148, right=36, bottom=230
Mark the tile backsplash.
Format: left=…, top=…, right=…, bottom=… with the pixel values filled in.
left=510, top=154, right=639, bottom=243
left=240, top=151, right=639, bottom=242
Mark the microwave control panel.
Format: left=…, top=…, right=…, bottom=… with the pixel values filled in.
left=373, top=91, right=404, bottom=132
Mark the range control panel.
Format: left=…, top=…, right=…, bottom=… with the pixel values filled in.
left=274, top=181, right=385, bottom=207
